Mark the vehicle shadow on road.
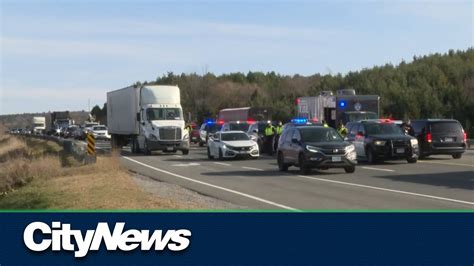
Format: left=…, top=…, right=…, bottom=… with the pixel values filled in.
left=374, top=171, right=473, bottom=190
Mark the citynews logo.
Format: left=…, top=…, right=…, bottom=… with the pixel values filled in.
left=23, top=222, right=191, bottom=258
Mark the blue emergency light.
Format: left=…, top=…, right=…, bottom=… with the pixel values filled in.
left=339, top=100, right=347, bottom=108
left=291, top=118, right=308, bottom=124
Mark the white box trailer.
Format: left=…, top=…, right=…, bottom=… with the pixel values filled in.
left=32, top=116, right=46, bottom=134
left=107, top=85, right=189, bottom=155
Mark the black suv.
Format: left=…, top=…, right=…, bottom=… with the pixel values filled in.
left=345, top=120, right=419, bottom=163
left=277, top=126, right=357, bottom=174
left=410, top=119, right=467, bottom=159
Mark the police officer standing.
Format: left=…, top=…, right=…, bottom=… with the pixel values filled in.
left=273, top=121, right=283, bottom=151
left=337, top=121, right=348, bottom=137
left=264, top=121, right=275, bottom=155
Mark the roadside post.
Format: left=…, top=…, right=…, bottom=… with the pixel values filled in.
left=86, top=132, right=97, bottom=164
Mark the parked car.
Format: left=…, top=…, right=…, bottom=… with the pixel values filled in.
left=207, top=131, right=259, bottom=160
left=199, top=121, right=223, bottom=147
left=277, top=125, right=357, bottom=174
left=345, top=120, right=419, bottom=163
left=410, top=119, right=467, bottom=159
left=90, top=125, right=111, bottom=140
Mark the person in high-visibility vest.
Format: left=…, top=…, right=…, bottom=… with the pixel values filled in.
left=273, top=121, right=283, bottom=151
left=337, top=121, right=348, bottom=137
left=322, top=119, right=329, bottom=128
left=264, top=121, right=275, bottom=155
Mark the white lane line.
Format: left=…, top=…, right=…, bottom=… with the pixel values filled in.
left=213, top=162, right=231, bottom=166
left=419, top=160, right=474, bottom=168
left=241, top=166, right=264, bottom=171
left=173, top=155, right=183, bottom=158
left=294, top=175, right=474, bottom=206
left=361, top=167, right=395, bottom=172
left=123, top=156, right=299, bottom=211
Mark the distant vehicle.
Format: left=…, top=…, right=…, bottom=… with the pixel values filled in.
left=199, top=120, right=223, bottom=147
left=277, top=125, right=357, bottom=174
left=207, top=131, right=259, bottom=160
left=345, top=120, right=419, bottom=164
left=51, top=111, right=74, bottom=135
left=218, top=107, right=271, bottom=122
left=90, top=125, right=111, bottom=140
left=296, top=89, right=380, bottom=127
left=64, top=125, right=79, bottom=138
left=32, top=117, right=46, bottom=135
left=107, top=85, right=189, bottom=155
left=246, top=120, right=280, bottom=150
left=83, top=122, right=99, bottom=133
left=188, top=122, right=200, bottom=144
left=220, top=121, right=253, bottom=132
left=410, top=119, right=467, bottom=159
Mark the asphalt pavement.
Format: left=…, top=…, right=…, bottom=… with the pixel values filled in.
left=117, top=144, right=474, bottom=210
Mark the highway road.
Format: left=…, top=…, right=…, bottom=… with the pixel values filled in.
left=117, top=144, right=474, bottom=210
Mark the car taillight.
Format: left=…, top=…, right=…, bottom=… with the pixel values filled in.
left=463, top=130, right=467, bottom=142
left=426, top=133, right=432, bottom=143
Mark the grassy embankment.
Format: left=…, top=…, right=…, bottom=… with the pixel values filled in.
left=0, top=130, right=194, bottom=210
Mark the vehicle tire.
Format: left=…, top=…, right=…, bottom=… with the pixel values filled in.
left=207, top=147, right=214, bottom=159
left=298, top=153, right=311, bottom=175
left=344, top=166, right=356, bottom=173
left=218, top=148, right=224, bottom=160
left=277, top=152, right=289, bottom=172
left=199, top=141, right=204, bottom=147
left=407, top=157, right=417, bottom=163
left=143, top=140, right=151, bottom=155
left=182, top=149, right=189, bottom=155
left=452, top=153, right=462, bottom=159
left=366, top=147, right=376, bottom=164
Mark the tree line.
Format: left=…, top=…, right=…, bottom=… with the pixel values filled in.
left=93, top=48, right=474, bottom=135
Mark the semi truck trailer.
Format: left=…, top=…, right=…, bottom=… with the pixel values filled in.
left=296, top=89, right=380, bottom=127
left=32, top=116, right=46, bottom=134
left=107, top=85, right=189, bottom=155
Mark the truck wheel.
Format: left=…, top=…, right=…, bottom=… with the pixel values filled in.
left=143, top=140, right=151, bottom=155
left=131, top=137, right=139, bottom=153
left=407, top=157, right=417, bottom=163
left=182, top=149, right=189, bottom=155
left=452, top=153, right=462, bottom=159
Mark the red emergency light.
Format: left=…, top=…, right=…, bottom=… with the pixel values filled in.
left=295, top=98, right=301, bottom=105
left=247, top=119, right=256, bottom=124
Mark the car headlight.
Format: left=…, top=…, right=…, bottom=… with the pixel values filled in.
left=345, top=144, right=355, bottom=153
left=252, top=144, right=259, bottom=150
left=306, top=145, right=320, bottom=153
left=148, top=134, right=158, bottom=141
left=410, top=138, right=418, bottom=146
left=374, top=140, right=386, bottom=146
left=222, top=144, right=227, bottom=149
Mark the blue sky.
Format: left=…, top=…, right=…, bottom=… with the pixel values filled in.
left=0, top=0, right=472, bottom=114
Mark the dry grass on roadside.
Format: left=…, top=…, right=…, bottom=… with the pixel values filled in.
left=0, top=155, right=185, bottom=209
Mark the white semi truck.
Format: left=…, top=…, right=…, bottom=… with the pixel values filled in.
left=32, top=116, right=46, bottom=134
left=107, top=85, right=189, bottom=155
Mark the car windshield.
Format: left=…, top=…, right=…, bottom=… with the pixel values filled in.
left=365, top=123, right=403, bottom=135
left=93, top=126, right=107, bottom=131
left=229, top=123, right=250, bottom=131
left=147, top=108, right=182, bottom=120
left=300, top=128, right=343, bottom=142
left=221, top=133, right=250, bottom=141
left=430, top=122, right=461, bottom=133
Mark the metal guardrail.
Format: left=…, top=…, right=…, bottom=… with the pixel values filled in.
left=15, top=133, right=97, bottom=164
